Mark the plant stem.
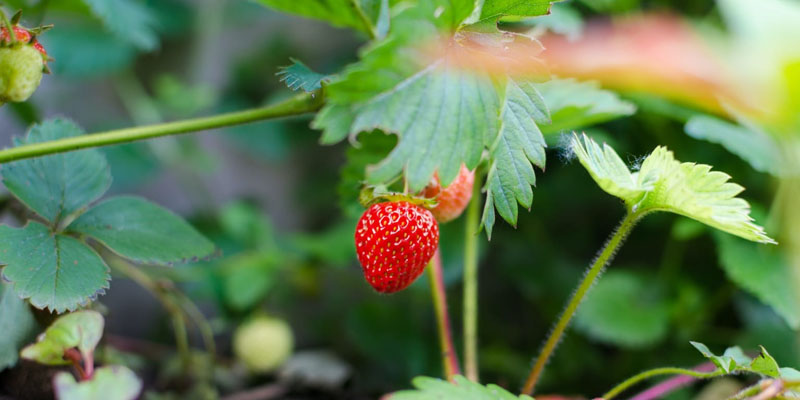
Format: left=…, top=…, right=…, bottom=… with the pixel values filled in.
left=0, top=91, right=323, bottom=164
left=427, top=250, right=461, bottom=379
left=63, top=348, right=89, bottom=381
left=522, top=211, right=643, bottom=395
left=349, top=0, right=377, bottom=39
left=463, top=168, right=482, bottom=381
left=0, top=9, right=16, bottom=44
left=604, top=367, right=726, bottom=399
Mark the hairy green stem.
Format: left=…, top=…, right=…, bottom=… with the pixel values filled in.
left=463, top=169, right=483, bottom=381
left=0, top=9, right=16, bottom=44
left=0, top=91, right=323, bottom=164
left=427, top=250, right=461, bottom=379
left=522, top=211, right=643, bottom=395
left=604, top=367, right=726, bottom=399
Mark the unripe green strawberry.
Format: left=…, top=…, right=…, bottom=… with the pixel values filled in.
left=0, top=45, right=44, bottom=103
left=422, top=165, right=475, bottom=223
left=233, top=315, right=294, bottom=373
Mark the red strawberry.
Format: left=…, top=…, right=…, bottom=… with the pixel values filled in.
left=1, top=26, right=47, bottom=58
left=422, top=165, right=475, bottom=223
left=355, top=201, right=439, bottom=293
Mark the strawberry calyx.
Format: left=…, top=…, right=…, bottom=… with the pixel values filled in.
left=0, top=10, right=51, bottom=64
left=359, top=185, right=438, bottom=209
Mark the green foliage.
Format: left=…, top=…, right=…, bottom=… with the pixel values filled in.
left=574, top=270, right=670, bottom=348
left=690, top=341, right=790, bottom=378
left=21, top=310, right=104, bottom=365
left=715, top=233, right=799, bottom=329
left=255, top=0, right=391, bottom=36
left=0, top=282, right=36, bottom=371
left=70, top=196, right=215, bottom=265
left=392, top=375, right=534, bottom=400
left=479, top=0, right=555, bottom=21
left=2, top=119, right=111, bottom=224
left=54, top=365, right=142, bottom=400
left=44, top=24, right=138, bottom=78
left=81, top=0, right=158, bottom=50
left=0, top=119, right=213, bottom=312
left=277, top=58, right=328, bottom=92
left=220, top=252, right=278, bottom=311
left=481, top=78, right=549, bottom=238
left=537, top=78, right=636, bottom=135
left=570, top=133, right=775, bottom=244
left=684, top=115, right=781, bottom=176
left=0, top=222, right=110, bottom=312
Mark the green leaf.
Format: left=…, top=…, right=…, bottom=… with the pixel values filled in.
left=0, top=282, right=37, bottom=371
left=526, top=3, right=584, bottom=41
left=570, top=133, right=646, bottom=202
left=0, top=223, right=110, bottom=312
left=574, top=270, right=670, bottom=348
left=81, top=0, right=159, bottom=50
left=570, top=133, right=775, bottom=244
left=255, top=0, right=393, bottom=35
left=313, top=103, right=357, bottom=145
left=277, top=59, right=328, bottom=93
left=337, top=131, right=397, bottom=218
left=684, top=115, right=781, bottom=176
left=715, top=233, right=799, bottom=329
left=750, top=346, right=781, bottom=378
left=690, top=341, right=737, bottom=373
left=483, top=78, right=549, bottom=230
left=221, top=253, right=277, bottom=311
left=21, top=310, right=104, bottom=365
left=54, top=365, right=142, bottom=400
left=350, top=63, right=500, bottom=191
left=392, top=375, right=534, bottom=400
left=43, top=24, right=138, bottom=78
left=781, top=367, right=800, bottom=380
left=1, top=119, right=111, bottom=224
left=69, top=196, right=215, bottom=266
left=537, top=78, right=636, bottom=135
left=479, top=0, right=556, bottom=21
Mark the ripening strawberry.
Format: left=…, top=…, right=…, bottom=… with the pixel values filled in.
left=355, top=201, right=439, bottom=293
left=422, top=165, right=475, bottom=223
left=0, top=24, right=49, bottom=104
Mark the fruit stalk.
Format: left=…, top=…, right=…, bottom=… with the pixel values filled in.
left=463, top=168, right=482, bottom=381
left=427, top=250, right=461, bottom=379
left=522, top=211, right=643, bottom=395
left=0, top=90, right=324, bottom=164
left=603, top=366, right=725, bottom=400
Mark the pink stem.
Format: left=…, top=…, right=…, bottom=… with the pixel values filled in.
left=628, top=362, right=717, bottom=400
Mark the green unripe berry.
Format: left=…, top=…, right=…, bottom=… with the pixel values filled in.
left=233, top=316, right=294, bottom=373
left=0, top=45, right=44, bottom=103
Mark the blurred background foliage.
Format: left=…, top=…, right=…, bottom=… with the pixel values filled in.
left=0, top=0, right=796, bottom=399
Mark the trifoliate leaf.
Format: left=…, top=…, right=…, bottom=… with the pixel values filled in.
left=69, top=196, right=215, bottom=266
left=54, top=365, right=142, bottom=400
left=684, top=115, right=781, bottom=176
left=256, top=0, right=395, bottom=36
left=351, top=62, right=500, bottom=191
left=482, top=78, right=549, bottom=232
left=0, top=223, right=110, bottom=313
left=1, top=119, right=111, bottom=225
left=21, top=310, right=104, bottom=365
left=277, top=59, right=328, bottom=93
left=81, top=0, right=159, bottom=50
left=715, top=233, right=799, bottom=329
left=574, top=270, right=670, bottom=348
left=750, top=346, right=781, bottom=378
left=570, top=133, right=775, bottom=244
left=537, top=78, right=636, bottom=135
left=392, top=375, right=534, bottom=400
left=0, top=282, right=36, bottom=371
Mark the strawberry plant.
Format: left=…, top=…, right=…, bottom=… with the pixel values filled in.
left=0, top=0, right=798, bottom=399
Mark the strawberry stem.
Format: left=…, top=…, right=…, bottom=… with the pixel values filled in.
left=427, top=250, right=461, bottom=380
left=522, top=210, right=644, bottom=395
left=0, top=9, right=17, bottom=44
left=0, top=90, right=324, bottom=164
left=462, top=166, right=483, bottom=382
